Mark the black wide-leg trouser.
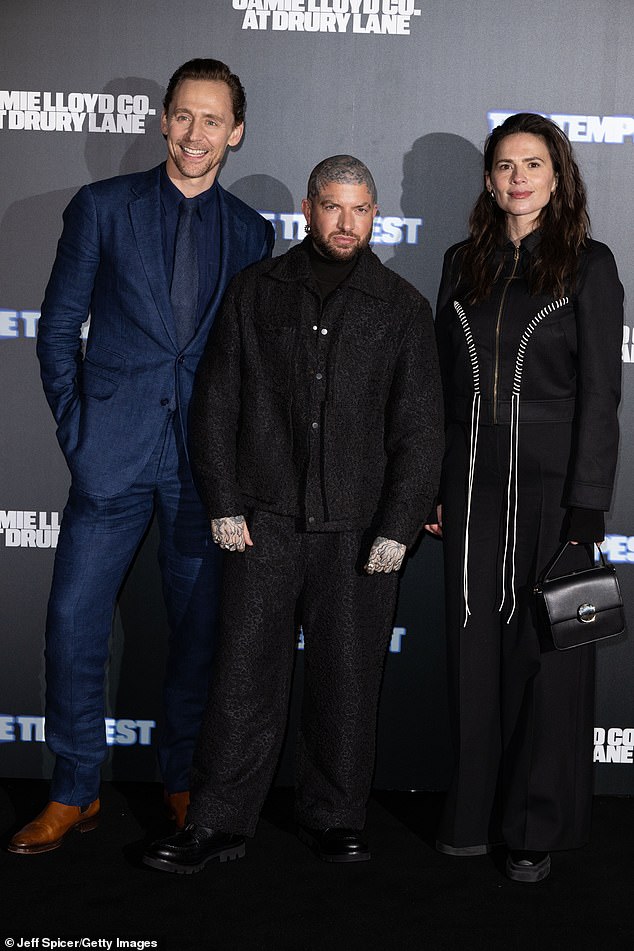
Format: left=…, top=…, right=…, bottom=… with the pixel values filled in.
left=438, top=421, right=595, bottom=853
left=188, top=510, right=399, bottom=836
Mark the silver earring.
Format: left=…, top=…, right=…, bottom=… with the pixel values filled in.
left=489, top=190, right=496, bottom=200
left=304, top=224, right=311, bottom=234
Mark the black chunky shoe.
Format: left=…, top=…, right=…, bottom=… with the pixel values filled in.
left=143, top=823, right=245, bottom=874
left=298, top=825, right=371, bottom=863
left=436, top=840, right=496, bottom=856
left=506, top=850, right=551, bottom=883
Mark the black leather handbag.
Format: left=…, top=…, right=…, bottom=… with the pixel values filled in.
left=534, top=543, right=625, bottom=650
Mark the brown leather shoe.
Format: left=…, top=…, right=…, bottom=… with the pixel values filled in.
left=7, top=799, right=100, bottom=855
left=164, top=790, right=190, bottom=830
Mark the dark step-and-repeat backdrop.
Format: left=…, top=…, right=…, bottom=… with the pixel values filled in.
left=1, top=0, right=632, bottom=794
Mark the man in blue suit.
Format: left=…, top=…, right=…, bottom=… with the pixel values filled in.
left=9, top=58, right=274, bottom=855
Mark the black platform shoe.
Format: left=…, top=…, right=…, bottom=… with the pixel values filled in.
left=143, top=823, right=245, bottom=874
left=506, top=850, right=551, bottom=883
left=298, top=825, right=371, bottom=863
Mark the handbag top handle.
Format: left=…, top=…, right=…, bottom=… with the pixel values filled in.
left=537, top=542, right=607, bottom=587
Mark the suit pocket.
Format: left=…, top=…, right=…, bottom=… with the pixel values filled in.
left=81, top=344, right=124, bottom=400
left=81, top=367, right=117, bottom=399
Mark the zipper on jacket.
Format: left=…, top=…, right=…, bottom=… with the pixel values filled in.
left=492, top=245, right=520, bottom=424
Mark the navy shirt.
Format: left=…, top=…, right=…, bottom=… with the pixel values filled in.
left=160, top=163, right=221, bottom=328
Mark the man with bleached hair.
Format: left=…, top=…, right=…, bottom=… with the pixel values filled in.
left=143, top=155, right=443, bottom=873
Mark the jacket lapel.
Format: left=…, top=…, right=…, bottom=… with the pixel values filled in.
left=195, top=183, right=248, bottom=340
left=129, top=167, right=178, bottom=349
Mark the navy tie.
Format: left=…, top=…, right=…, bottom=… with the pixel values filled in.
left=170, top=198, right=199, bottom=350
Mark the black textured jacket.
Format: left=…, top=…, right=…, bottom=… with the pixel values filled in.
left=435, top=233, right=623, bottom=511
left=190, top=238, right=444, bottom=547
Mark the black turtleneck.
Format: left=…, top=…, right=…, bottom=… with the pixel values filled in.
left=306, top=238, right=358, bottom=301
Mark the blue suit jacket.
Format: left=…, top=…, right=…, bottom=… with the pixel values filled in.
left=37, top=164, right=274, bottom=498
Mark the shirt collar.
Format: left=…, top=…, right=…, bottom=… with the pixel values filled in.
left=501, top=229, right=542, bottom=255
left=160, top=162, right=218, bottom=215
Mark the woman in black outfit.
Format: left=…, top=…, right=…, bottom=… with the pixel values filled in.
left=426, top=113, right=623, bottom=882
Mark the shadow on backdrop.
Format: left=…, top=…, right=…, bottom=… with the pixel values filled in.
left=386, top=133, right=483, bottom=306
left=0, top=78, right=165, bottom=309
left=229, top=174, right=296, bottom=255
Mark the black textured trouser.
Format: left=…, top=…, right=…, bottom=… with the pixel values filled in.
left=188, top=510, right=399, bottom=836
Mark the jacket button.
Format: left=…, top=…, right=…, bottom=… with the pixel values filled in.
left=177, top=356, right=185, bottom=365
left=315, top=373, right=323, bottom=381
left=160, top=398, right=169, bottom=406
left=320, top=328, right=328, bottom=335
left=308, top=516, right=315, bottom=524
left=311, top=421, right=319, bottom=430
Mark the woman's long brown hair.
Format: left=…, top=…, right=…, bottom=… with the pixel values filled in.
left=460, top=113, right=590, bottom=304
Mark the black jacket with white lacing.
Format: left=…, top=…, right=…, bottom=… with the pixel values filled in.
left=434, top=231, right=623, bottom=542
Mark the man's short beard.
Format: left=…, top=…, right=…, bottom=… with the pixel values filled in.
left=310, top=229, right=368, bottom=262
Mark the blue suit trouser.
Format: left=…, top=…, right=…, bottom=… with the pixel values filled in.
left=44, top=414, right=222, bottom=806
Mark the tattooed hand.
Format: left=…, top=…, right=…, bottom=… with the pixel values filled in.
left=364, top=536, right=406, bottom=574
left=211, top=515, right=253, bottom=552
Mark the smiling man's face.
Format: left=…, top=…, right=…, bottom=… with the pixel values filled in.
left=161, top=78, right=243, bottom=196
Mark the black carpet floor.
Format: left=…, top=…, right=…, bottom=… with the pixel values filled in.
left=1, top=780, right=632, bottom=951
